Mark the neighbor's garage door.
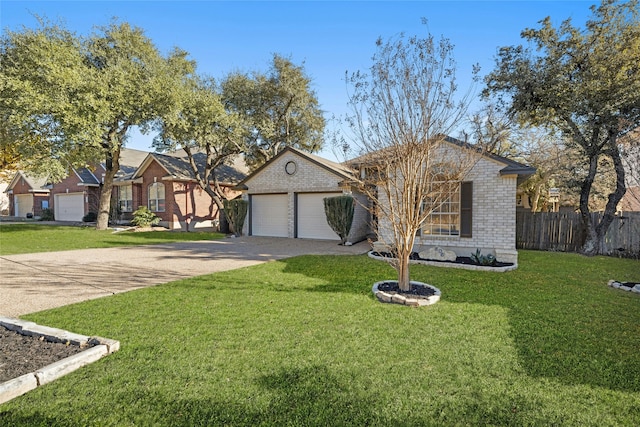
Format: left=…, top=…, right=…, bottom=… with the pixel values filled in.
left=55, top=193, right=85, bottom=221
left=251, top=194, right=289, bottom=237
left=14, top=194, right=33, bottom=217
left=296, top=192, right=341, bottom=240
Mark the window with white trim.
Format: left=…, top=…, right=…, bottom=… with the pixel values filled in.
left=118, top=185, right=133, bottom=213
left=148, top=182, right=165, bottom=212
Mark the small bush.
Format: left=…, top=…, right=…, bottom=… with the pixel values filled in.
left=470, top=248, right=496, bottom=266
left=40, top=208, right=55, bottom=221
left=82, top=212, right=97, bottom=222
left=323, top=195, right=355, bottom=245
left=131, top=206, right=160, bottom=228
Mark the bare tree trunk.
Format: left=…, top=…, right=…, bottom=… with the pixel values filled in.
left=580, top=137, right=626, bottom=255
left=96, top=145, right=121, bottom=230
left=396, top=250, right=411, bottom=291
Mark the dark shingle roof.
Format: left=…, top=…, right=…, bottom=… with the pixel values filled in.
left=145, top=152, right=247, bottom=185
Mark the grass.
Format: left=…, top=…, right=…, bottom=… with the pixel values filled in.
left=0, top=224, right=223, bottom=255
left=1, top=251, right=639, bottom=425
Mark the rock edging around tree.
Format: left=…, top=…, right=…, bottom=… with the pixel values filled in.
left=607, top=280, right=640, bottom=294
left=372, top=281, right=441, bottom=307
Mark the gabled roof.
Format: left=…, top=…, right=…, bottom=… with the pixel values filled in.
left=113, top=148, right=151, bottom=181
left=6, top=171, right=50, bottom=193
left=74, top=167, right=100, bottom=186
left=347, top=135, right=536, bottom=180
left=132, top=151, right=247, bottom=186
left=238, top=146, right=356, bottom=188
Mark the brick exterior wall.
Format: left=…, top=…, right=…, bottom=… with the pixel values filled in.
left=49, top=169, right=94, bottom=220
left=9, top=177, right=43, bottom=217
left=117, top=159, right=241, bottom=231
left=242, top=151, right=369, bottom=242
left=407, top=156, right=519, bottom=264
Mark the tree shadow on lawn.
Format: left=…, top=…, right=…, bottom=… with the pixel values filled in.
left=280, top=254, right=640, bottom=394
left=0, top=364, right=541, bottom=426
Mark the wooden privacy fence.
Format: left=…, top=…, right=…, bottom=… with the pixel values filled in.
left=516, top=211, right=640, bottom=258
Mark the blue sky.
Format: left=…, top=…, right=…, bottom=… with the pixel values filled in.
left=1, top=1, right=595, bottom=160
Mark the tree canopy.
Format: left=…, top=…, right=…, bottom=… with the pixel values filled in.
left=222, top=54, right=325, bottom=170
left=0, top=19, right=194, bottom=229
left=153, top=76, right=247, bottom=211
left=484, top=0, right=640, bottom=255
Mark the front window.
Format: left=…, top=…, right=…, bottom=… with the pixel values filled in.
left=118, top=185, right=133, bottom=213
left=422, top=181, right=461, bottom=237
left=148, top=182, right=165, bottom=212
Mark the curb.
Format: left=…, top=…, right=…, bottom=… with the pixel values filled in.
left=0, top=317, right=120, bottom=405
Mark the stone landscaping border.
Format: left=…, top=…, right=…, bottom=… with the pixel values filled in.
left=607, top=280, right=640, bottom=294
left=367, top=251, right=517, bottom=272
left=0, top=317, right=120, bottom=405
left=372, top=281, right=441, bottom=307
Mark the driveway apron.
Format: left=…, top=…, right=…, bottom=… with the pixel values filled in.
left=0, top=237, right=368, bottom=317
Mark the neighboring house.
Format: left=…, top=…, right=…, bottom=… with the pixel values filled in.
left=115, top=151, right=247, bottom=230
left=237, top=147, right=370, bottom=243
left=5, top=148, right=247, bottom=229
left=5, top=148, right=148, bottom=221
left=239, top=137, right=535, bottom=265
left=5, top=171, right=51, bottom=218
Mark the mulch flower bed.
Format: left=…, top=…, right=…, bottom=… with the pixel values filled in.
left=0, top=327, right=90, bottom=383
left=376, top=281, right=438, bottom=297
left=371, top=251, right=515, bottom=268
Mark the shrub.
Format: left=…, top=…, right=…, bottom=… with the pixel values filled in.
left=223, top=199, right=248, bottom=237
left=82, top=212, right=97, bottom=222
left=40, top=208, right=55, bottom=221
left=131, top=206, right=160, bottom=228
left=323, top=195, right=355, bottom=245
left=470, top=248, right=496, bottom=266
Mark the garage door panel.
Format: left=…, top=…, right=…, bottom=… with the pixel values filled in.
left=15, top=194, right=34, bottom=217
left=251, top=194, right=289, bottom=237
left=55, top=193, right=85, bottom=222
left=297, top=193, right=341, bottom=240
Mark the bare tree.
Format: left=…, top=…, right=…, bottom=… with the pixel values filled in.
left=345, top=31, right=482, bottom=291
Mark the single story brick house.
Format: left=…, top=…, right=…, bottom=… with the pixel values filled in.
left=238, top=137, right=535, bottom=265
left=5, top=172, right=52, bottom=218
left=5, top=148, right=148, bottom=222
left=6, top=148, right=247, bottom=230
left=114, top=151, right=246, bottom=230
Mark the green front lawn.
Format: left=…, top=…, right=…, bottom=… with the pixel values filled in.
left=0, top=224, right=223, bottom=255
left=1, top=251, right=639, bottom=425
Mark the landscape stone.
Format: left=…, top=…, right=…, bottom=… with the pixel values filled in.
left=632, top=285, right=640, bottom=294
left=612, top=282, right=621, bottom=288
left=391, top=294, right=407, bottom=304
left=620, top=285, right=632, bottom=291
left=377, top=292, right=392, bottom=303
left=419, top=246, right=457, bottom=262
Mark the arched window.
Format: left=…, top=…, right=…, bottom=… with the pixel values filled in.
left=148, top=182, right=165, bottom=212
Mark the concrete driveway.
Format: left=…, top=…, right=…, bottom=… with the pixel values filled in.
left=0, top=236, right=369, bottom=317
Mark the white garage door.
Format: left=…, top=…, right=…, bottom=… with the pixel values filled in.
left=251, top=194, right=289, bottom=237
left=297, top=192, right=341, bottom=240
left=14, top=194, right=34, bottom=217
left=55, top=193, right=85, bottom=221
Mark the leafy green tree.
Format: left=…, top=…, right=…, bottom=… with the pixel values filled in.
left=222, top=54, right=325, bottom=170
left=0, top=19, right=194, bottom=229
left=484, top=0, right=640, bottom=255
left=154, top=76, right=247, bottom=212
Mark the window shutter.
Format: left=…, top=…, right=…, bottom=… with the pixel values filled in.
left=460, top=182, right=472, bottom=238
